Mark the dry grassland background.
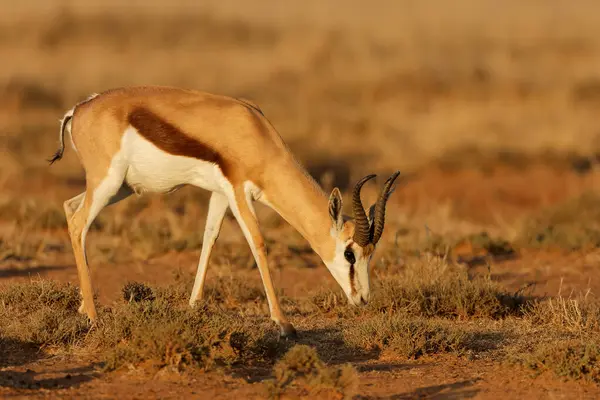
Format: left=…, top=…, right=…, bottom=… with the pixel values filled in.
left=1, top=1, right=600, bottom=398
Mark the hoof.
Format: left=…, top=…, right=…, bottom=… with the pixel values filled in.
left=79, top=303, right=98, bottom=325
left=279, top=322, right=298, bottom=339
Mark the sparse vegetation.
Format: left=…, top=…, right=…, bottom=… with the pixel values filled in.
left=516, top=341, right=600, bottom=383
left=410, top=231, right=516, bottom=264
left=343, top=315, right=470, bottom=359
left=0, top=198, right=67, bottom=230
left=0, top=279, right=282, bottom=372
left=0, top=280, right=88, bottom=347
left=524, top=295, right=600, bottom=333
left=370, top=256, right=529, bottom=319
left=268, top=345, right=357, bottom=399
left=2, top=255, right=599, bottom=389
left=1, top=191, right=599, bottom=392
left=518, top=193, right=600, bottom=250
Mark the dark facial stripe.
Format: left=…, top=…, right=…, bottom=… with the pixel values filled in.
left=127, top=107, right=228, bottom=174
left=349, top=263, right=356, bottom=296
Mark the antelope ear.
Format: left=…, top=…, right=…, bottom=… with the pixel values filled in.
left=328, top=187, right=343, bottom=231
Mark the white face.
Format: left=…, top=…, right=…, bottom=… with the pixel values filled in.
left=326, top=187, right=376, bottom=306
left=325, top=234, right=374, bottom=306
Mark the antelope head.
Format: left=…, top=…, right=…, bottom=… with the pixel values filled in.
left=325, top=171, right=400, bottom=305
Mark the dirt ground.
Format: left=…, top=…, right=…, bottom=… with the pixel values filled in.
left=2, top=1, right=600, bottom=399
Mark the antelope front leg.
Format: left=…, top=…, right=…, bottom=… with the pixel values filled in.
left=228, top=188, right=296, bottom=338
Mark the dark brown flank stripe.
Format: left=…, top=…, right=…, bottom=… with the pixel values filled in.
left=127, top=107, right=229, bottom=175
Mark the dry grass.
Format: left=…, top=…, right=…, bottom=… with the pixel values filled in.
left=0, top=198, right=66, bottom=230
left=0, top=278, right=284, bottom=373
left=517, top=341, right=600, bottom=384
left=0, top=280, right=88, bottom=347
left=430, top=231, right=514, bottom=256
left=0, top=230, right=51, bottom=263
left=524, top=295, right=600, bottom=333
left=268, top=345, right=357, bottom=399
left=342, top=315, right=470, bottom=359
left=369, top=256, right=529, bottom=319
left=1, top=251, right=599, bottom=386
left=94, top=281, right=284, bottom=372
left=518, top=193, right=600, bottom=251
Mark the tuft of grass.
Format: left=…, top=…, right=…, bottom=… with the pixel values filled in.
left=98, top=300, right=217, bottom=371
left=204, top=273, right=266, bottom=308
left=0, top=198, right=66, bottom=230
left=518, top=193, right=600, bottom=250
left=0, top=235, right=41, bottom=262
left=0, top=279, right=283, bottom=372
left=0, top=280, right=89, bottom=347
left=525, top=296, right=600, bottom=333
left=268, top=345, right=357, bottom=400
left=524, top=295, right=600, bottom=333
left=460, top=232, right=516, bottom=258
left=92, top=284, right=280, bottom=372
left=343, top=315, right=470, bottom=359
left=370, top=257, right=529, bottom=319
left=120, top=214, right=200, bottom=258
left=122, top=282, right=156, bottom=303
left=416, top=231, right=516, bottom=261
left=517, top=340, right=600, bottom=383
left=0, top=225, right=69, bottom=262
left=416, top=232, right=454, bottom=257
left=83, top=191, right=211, bottom=261
left=308, top=290, right=353, bottom=315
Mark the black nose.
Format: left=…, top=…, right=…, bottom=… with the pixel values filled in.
left=360, top=296, right=368, bottom=305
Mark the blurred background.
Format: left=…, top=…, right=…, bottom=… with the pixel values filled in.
left=1, top=0, right=599, bottom=299
left=3, top=0, right=600, bottom=177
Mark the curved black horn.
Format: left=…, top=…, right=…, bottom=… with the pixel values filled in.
left=370, top=171, right=401, bottom=244
left=352, top=174, right=376, bottom=247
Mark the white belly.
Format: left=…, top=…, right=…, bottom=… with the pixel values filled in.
left=121, top=127, right=226, bottom=194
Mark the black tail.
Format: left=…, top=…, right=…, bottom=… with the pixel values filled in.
left=48, top=114, right=72, bottom=165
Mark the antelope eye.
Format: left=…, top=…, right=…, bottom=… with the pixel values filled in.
left=344, top=249, right=355, bottom=264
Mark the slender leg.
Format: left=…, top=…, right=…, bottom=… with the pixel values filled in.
left=64, top=176, right=131, bottom=321
left=189, top=192, right=229, bottom=306
left=64, top=192, right=87, bottom=314
left=228, top=187, right=296, bottom=337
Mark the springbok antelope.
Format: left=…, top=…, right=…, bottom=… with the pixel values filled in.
left=49, top=86, right=399, bottom=337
